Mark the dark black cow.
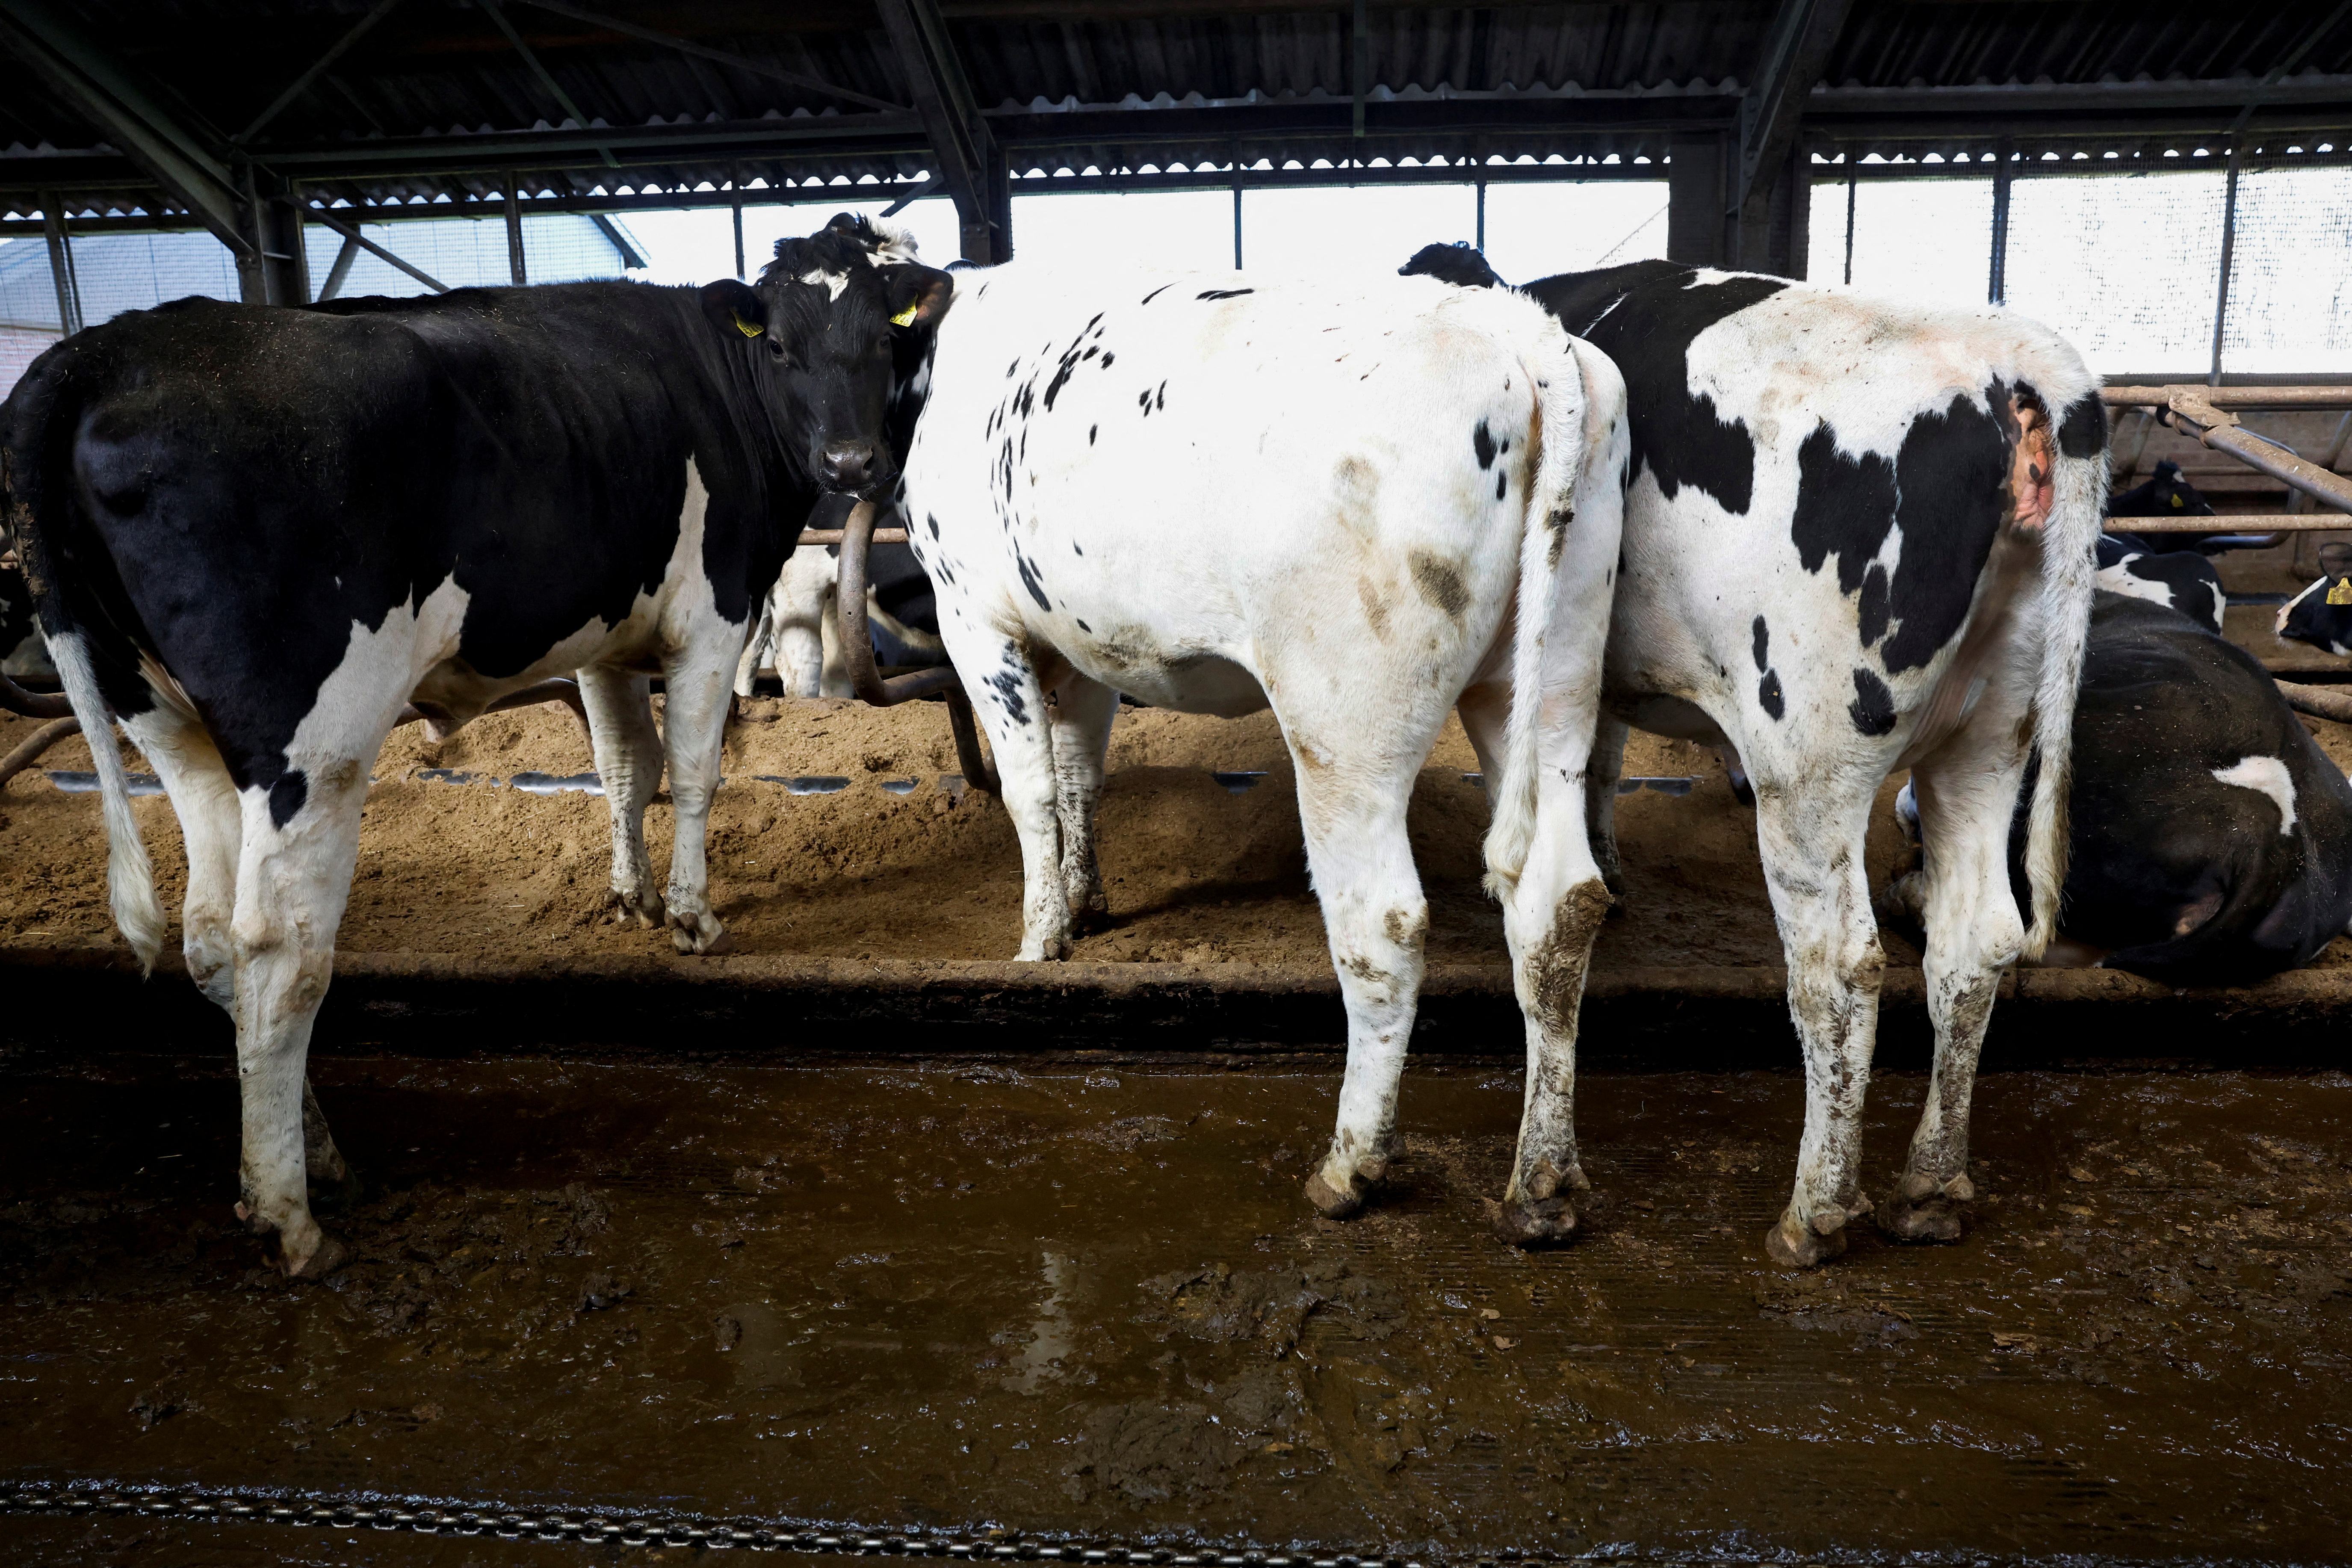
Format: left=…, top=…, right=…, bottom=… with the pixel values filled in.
left=2109, top=458, right=2216, bottom=522
left=1888, top=590, right=2352, bottom=984
left=1, top=217, right=952, bottom=1273
left=0, top=554, right=47, bottom=679
left=1403, top=245, right=2106, bottom=1263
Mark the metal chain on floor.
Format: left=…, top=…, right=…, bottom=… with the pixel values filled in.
left=0, top=1479, right=1501, bottom=1565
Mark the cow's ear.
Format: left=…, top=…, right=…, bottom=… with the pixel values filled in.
left=885, top=264, right=956, bottom=332
left=700, top=279, right=767, bottom=340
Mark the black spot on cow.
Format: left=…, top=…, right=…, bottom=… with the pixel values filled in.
left=1142, top=282, right=1177, bottom=306
left=1758, top=670, right=1785, bottom=720
left=1015, top=549, right=1052, bottom=612
left=1849, top=668, right=1897, bottom=736
left=1198, top=289, right=1255, bottom=301
left=1791, top=422, right=1897, bottom=595
left=1006, top=358, right=1020, bottom=378
left=1518, top=262, right=1787, bottom=517
left=984, top=666, right=1030, bottom=726
left=1791, top=389, right=2013, bottom=674
left=1089, top=424, right=1097, bottom=446
left=1858, top=564, right=1890, bottom=647
left=1495, top=470, right=1507, bottom=501
left=1156, top=381, right=1167, bottom=411
left=1099, top=351, right=1114, bottom=369
left=2057, top=393, right=2107, bottom=459
left=927, top=513, right=940, bottom=539
left=268, top=770, right=308, bottom=829
left=1473, top=419, right=1497, bottom=470
left=1750, top=615, right=1770, bottom=671
left=1075, top=618, right=1091, bottom=632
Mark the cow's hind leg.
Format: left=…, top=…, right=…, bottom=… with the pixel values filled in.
left=1755, top=774, right=1886, bottom=1267
left=579, top=667, right=664, bottom=929
left=656, top=636, right=742, bottom=955
left=228, top=750, right=376, bottom=1277
left=1294, top=725, right=1450, bottom=1220
left=1049, top=673, right=1119, bottom=932
left=1459, top=684, right=1614, bottom=1245
left=1884, top=722, right=2031, bottom=1243
left=128, top=708, right=359, bottom=1208
left=941, top=624, right=1072, bottom=960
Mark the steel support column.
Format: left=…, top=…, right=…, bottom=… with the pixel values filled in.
left=504, top=170, right=527, bottom=284
left=38, top=190, right=81, bottom=336
left=1725, top=0, right=1851, bottom=277
left=873, top=0, right=1006, bottom=263
left=1988, top=144, right=2013, bottom=304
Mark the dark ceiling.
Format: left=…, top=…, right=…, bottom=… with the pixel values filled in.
left=4, top=0, right=2350, bottom=228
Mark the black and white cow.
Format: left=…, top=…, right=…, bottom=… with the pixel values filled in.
left=2, top=221, right=952, bottom=1274
left=1888, top=589, right=2352, bottom=983
left=2108, top=458, right=2215, bottom=523
left=2277, top=542, right=2352, bottom=656
left=1403, top=248, right=2104, bottom=1264
left=2095, top=533, right=2227, bottom=635
left=734, top=493, right=946, bottom=699
left=892, top=263, right=1629, bottom=1245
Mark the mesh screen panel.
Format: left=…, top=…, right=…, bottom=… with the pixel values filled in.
left=2221, top=164, right=2352, bottom=376
left=307, top=213, right=642, bottom=298
left=2003, top=169, right=2226, bottom=375
left=1482, top=181, right=1668, bottom=284
left=1808, top=174, right=1992, bottom=307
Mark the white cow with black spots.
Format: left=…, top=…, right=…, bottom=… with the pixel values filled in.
left=895, top=266, right=1629, bottom=1241
left=1404, top=250, right=2106, bottom=1265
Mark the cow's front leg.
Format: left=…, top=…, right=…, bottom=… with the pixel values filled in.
left=955, top=631, right=1071, bottom=959
left=1884, top=734, right=2030, bottom=1243
left=657, top=643, right=739, bottom=955
left=1756, top=780, right=1886, bottom=1267
left=1048, top=673, right=1119, bottom=933
left=579, top=667, right=665, bottom=929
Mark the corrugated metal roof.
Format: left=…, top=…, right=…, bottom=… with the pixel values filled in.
left=4, top=1, right=2349, bottom=224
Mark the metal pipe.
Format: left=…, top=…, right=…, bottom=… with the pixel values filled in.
left=0, top=716, right=79, bottom=791
left=797, top=528, right=908, bottom=546
left=310, top=207, right=448, bottom=292
left=2103, top=514, right=2345, bottom=533
left=2155, top=386, right=2352, bottom=514
left=2103, top=386, right=2352, bottom=409
left=1841, top=162, right=1855, bottom=285
left=730, top=162, right=745, bottom=281
left=0, top=668, right=74, bottom=720
left=317, top=233, right=360, bottom=299
left=2277, top=680, right=2352, bottom=725
left=1987, top=143, right=2011, bottom=304
left=833, top=502, right=961, bottom=707
left=829, top=502, right=998, bottom=793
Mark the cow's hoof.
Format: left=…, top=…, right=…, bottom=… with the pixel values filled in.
left=668, top=910, right=729, bottom=955
left=1765, top=1206, right=1853, bottom=1269
left=1305, top=1168, right=1364, bottom=1219
left=608, top=888, right=663, bottom=930
left=1489, top=1193, right=1577, bottom=1246
left=283, top=1228, right=349, bottom=1279
left=1881, top=1171, right=1972, bottom=1243
left=1015, top=935, right=1073, bottom=962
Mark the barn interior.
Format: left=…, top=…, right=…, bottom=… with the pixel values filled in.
left=3, top=3, right=2352, bottom=1564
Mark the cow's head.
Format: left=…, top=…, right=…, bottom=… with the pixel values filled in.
left=2278, top=541, right=2352, bottom=656
left=698, top=213, right=954, bottom=499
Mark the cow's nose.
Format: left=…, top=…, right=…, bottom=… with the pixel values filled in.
left=821, top=440, right=875, bottom=491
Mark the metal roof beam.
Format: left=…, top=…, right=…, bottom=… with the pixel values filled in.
left=873, top=0, right=1006, bottom=260
left=1731, top=0, right=1851, bottom=217
left=0, top=0, right=250, bottom=251
left=512, top=0, right=907, bottom=115
left=481, top=0, right=621, bottom=168
left=235, top=0, right=405, bottom=145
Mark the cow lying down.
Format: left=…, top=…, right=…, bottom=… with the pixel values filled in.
left=1886, top=583, right=2352, bottom=984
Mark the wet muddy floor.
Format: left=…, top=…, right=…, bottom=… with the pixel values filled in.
left=3, top=1049, right=2349, bottom=1565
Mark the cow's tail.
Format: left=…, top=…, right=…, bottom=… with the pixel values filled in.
left=1483, top=331, right=1617, bottom=898
left=1, top=360, right=167, bottom=974
left=2018, top=403, right=2105, bottom=960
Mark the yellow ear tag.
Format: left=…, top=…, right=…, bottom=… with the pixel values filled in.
left=730, top=310, right=763, bottom=339
left=2170, top=493, right=2184, bottom=508
left=889, top=301, right=920, bottom=328
left=2326, top=577, right=2352, bottom=606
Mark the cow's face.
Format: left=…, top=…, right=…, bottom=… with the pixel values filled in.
left=2279, top=542, right=2352, bottom=656
left=699, top=216, right=954, bottom=499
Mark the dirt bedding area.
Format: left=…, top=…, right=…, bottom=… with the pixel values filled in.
left=0, top=697, right=1888, bottom=973
left=10, top=691, right=2352, bottom=977
left=2, top=1052, right=2349, bottom=1564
